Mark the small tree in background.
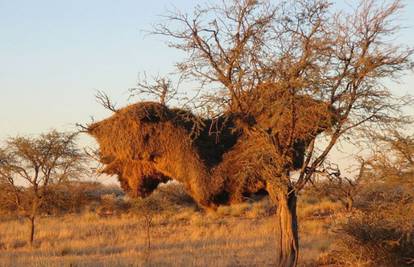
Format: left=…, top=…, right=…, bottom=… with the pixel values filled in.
left=367, top=130, right=414, bottom=184
left=0, top=130, right=87, bottom=245
left=312, top=161, right=364, bottom=212
left=313, top=130, right=413, bottom=213
left=130, top=197, right=162, bottom=265
left=325, top=130, right=414, bottom=266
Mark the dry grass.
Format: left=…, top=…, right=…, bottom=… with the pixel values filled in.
left=323, top=183, right=414, bottom=267
left=0, top=196, right=335, bottom=267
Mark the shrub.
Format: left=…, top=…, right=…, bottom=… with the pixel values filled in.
left=325, top=184, right=414, bottom=266
left=128, top=182, right=196, bottom=215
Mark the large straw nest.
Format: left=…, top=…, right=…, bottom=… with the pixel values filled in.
left=88, top=97, right=333, bottom=208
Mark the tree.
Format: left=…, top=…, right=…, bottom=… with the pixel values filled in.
left=325, top=130, right=414, bottom=266
left=131, top=198, right=159, bottom=266
left=314, top=160, right=367, bottom=212
left=151, top=0, right=413, bottom=265
left=0, top=130, right=87, bottom=245
left=367, top=130, right=414, bottom=183
left=312, top=129, right=413, bottom=213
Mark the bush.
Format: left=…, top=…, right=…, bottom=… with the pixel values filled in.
left=324, top=184, right=414, bottom=267
left=0, top=181, right=127, bottom=216
left=128, top=182, right=196, bottom=214
left=0, top=185, right=18, bottom=216
left=40, top=182, right=125, bottom=215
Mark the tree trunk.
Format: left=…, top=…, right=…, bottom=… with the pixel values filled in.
left=143, top=213, right=152, bottom=266
left=29, top=198, right=40, bottom=246
left=267, top=181, right=299, bottom=267
left=345, top=196, right=353, bottom=212
left=29, top=216, right=35, bottom=245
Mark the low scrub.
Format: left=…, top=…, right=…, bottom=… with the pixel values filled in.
left=323, top=184, right=414, bottom=266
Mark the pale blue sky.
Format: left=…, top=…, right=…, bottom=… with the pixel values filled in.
left=0, top=0, right=193, bottom=140
left=1, top=0, right=413, bottom=144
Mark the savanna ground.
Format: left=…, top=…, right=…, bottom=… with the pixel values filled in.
left=0, top=184, right=340, bottom=267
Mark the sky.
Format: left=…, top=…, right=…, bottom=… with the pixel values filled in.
left=1, top=0, right=414, bottom=178
left=0, top=0, right=195, bottom=141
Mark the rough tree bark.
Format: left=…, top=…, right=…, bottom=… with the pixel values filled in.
left=267, top=180, right=299, bottom=267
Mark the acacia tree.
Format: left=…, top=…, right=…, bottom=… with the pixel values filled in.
left=312, top=129, right=413, bottom=211
left=314, top=160, right=367, bottom=212
left=367, top=130, right=414, bottom=182
left=152, top=0, right=413, bottom=265
left=0, top=130, right=87, bottom=245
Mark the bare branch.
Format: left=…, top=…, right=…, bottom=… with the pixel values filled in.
left=96, top=91, right=118, bottom=112
left=129, top=73, right=180, bottom=105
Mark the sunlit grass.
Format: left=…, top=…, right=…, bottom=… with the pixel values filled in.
left=0, top=196, right=340, bottom=267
